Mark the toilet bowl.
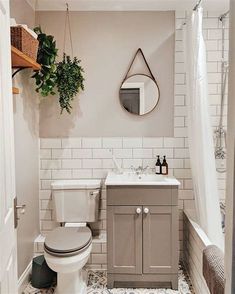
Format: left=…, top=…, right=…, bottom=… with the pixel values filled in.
left=44, top=179, right=101, bottom=294
left=44, top=227, right=92, bottom=294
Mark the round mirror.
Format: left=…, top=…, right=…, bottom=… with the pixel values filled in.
left=119, top=74, right=160, bottom=116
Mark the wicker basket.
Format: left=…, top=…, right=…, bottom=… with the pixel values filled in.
left=11, top=26, right=39, bottom=61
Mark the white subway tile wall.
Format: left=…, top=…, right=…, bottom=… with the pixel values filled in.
left=39, top=11, right=228, bottom=270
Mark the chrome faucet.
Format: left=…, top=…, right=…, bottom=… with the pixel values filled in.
left=131, top=165, right=149, bottom=175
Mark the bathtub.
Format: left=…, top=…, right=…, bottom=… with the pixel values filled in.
left=183, top=209, right=212, bottom=294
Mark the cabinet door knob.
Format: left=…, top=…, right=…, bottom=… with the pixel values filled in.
left=144, top=207, right=149, bottom=214
left=136, top=207, right=142, bottom=214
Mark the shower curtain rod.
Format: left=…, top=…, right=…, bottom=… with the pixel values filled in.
left=193, top=0, right=202, bottom=11
left=193, top=0, right=229, bottom=17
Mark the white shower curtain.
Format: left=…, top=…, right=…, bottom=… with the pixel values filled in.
left=184, top=7, right=224, bottom=250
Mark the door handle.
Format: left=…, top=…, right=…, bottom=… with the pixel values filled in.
left=143, top=207, right=149, bottom=214
left=14, top=198, right=26, bottom=228
left=90, top=191, right=100, bottom=198
left=136, top=207, right=142, bottom=214
left=16, top=204, right=26, bottom=214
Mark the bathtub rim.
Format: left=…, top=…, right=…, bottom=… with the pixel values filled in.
left=184, top=209, right=213, bottom=248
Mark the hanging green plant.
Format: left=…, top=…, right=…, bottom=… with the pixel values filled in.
left=56, top=53, right=85, bottom=114
left=32, top=26, right=58, bottom=97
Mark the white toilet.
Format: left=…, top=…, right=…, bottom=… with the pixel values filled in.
left=44, top=179, right=101, bottom=294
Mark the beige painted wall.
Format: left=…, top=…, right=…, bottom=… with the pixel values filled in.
left=10, top=0, right=40, bottom=278
left=38, top=11, right=175, bottom=137
left=10, top=0, right=35, bottom=27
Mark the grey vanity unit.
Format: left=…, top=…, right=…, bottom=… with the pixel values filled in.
left=105, top=172, right=180, bottom=289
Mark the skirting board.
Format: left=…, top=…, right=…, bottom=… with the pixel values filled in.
left=18, top=261, right=32, bottom=294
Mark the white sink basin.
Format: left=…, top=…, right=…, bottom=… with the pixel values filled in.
left=105, top=171, right=180, bottom=186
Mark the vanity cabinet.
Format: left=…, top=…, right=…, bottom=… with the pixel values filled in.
left=107, top=206, right=142, bottom=274
left=106, top=186, right=179, bottom=289
left=143, top=206, right=178, bottom=275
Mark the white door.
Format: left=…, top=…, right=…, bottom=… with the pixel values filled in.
left=0, top=0, right=18, bottom=293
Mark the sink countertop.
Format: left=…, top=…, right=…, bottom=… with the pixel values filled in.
left=105, top=171, right=180, bottom=186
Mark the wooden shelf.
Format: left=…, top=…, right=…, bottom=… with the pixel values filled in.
left=11, top=46, right=41, bottom=70
left=11, top=46, right=40, bottom=95
left=12, top=87, right=19, bottom=94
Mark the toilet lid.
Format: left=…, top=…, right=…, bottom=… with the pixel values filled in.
left=44, top=227, right=92, bottom=254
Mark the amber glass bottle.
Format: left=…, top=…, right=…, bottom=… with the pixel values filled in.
left=155, top=155, right=162, bottom=174
left=161, top=156, right=168, bottom=175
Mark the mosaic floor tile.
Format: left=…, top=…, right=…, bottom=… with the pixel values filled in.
left=23, top=265, right=193, bottom=294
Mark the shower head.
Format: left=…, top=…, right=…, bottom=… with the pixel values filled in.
left=219, top=10, right=229, bottom=22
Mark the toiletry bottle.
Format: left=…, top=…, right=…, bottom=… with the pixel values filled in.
left=155, top=155, right=162, bottom=174
left=161, top=156, right=168, bottom=175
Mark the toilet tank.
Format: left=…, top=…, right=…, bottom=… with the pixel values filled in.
left=51, top=180, right=101, bottom=223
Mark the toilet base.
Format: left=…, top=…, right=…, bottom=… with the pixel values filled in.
left=56, top=269, right=87, bottom=294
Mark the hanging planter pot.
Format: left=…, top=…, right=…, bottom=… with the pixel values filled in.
left=57, top=53, right=84, bottom=114
left=57, top=4, right=85, bottom=114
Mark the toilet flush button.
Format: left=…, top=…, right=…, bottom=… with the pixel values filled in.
left=90, top=191, right=99, bottom=198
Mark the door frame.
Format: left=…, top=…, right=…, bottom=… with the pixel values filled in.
left=0, top=0, right=18, bottom=292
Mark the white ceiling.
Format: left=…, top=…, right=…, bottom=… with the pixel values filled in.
left=26, top=0, right=229, bottom=11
